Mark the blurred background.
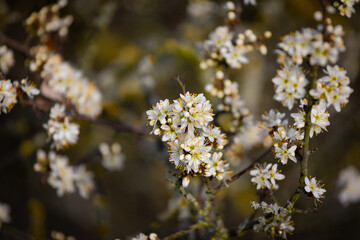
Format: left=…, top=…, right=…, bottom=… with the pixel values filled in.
left=0, top=0, right=360, bottom=239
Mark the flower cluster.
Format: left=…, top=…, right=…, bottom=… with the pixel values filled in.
left=304, top=176, right=326, bottom=199
left=36, top=150, right=95, bottom=199
left=291, top=104, right=330, bottom=138
left=0, top=45, right=15, bottom=74
left=334, top=0, right=360, bottom=17
left=99, top=142, right=126, bottom=171
left=43, top=103, right=80, bottom=150
left=41, top=54, right=103, bottom=117
left=310, top=65, right=353, bottom=112
left=25, top=0, right=73, bottom=44
left=272, top=63, right=308, bottom=110
left=0, top=79, right=17, bottom=114
left=337, top=166, right=360, bottom=206
left=260, top=110, right=301, bottom=164
left=201, top=26, right=270, bottom=70
left=147, top=92, right=231, bottom=181
left=277, top=21, right=345, bottom=67
left=250, top=201, right=294, bottom=239
left=250, top=163, right=285, bottom=190
left=131, top=233, right=159, bottom=240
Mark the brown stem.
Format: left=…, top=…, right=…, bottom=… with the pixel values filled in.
left=215, top=147, right=272, bottom=191
left=0, top=32, right=32, bottom=58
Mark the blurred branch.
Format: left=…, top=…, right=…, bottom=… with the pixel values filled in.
left=215, top=147, right=272, bottom=191
left=21, top=96, right=154, bottom=138
left=0, top=32, right=32, bottom=58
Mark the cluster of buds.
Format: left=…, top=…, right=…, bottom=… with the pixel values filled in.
left=43, top=103, right=80, bottom=150
left=41, top=54, right=102, bottom=118
left=200, top=26, right=270, bottom=70
left=147, top=92, right=231, bottom=182
left=25, top=0, right=73, bottom=45
left=36, top=150, right=95, bottom=199
left=250, top=201, right=294, bottom=239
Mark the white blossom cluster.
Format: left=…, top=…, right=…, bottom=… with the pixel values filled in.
left=200, top=25, right=269, bottom=70
left=0, top=202, right=11, bottom=227
left=304, top=176, right=326, bottom=199
left=250, top=163, right=285, bottom=190
left=310, top=65, right=353, bottom=112
left=43, top=103, right=80, bottom=150
left=99, top=142, right=126, bottom=171
left=0, top=45, right=15, bottom=74
left=37, top=150, right=95, bottom=199
left=337, top=166, right=360, bottom=206
left=0, top=79, right=17, bottom=114
left=41, top=54, right=103, bottom=117
left=272, top=63, right=308, bottom=110
left=260, top=110, right=302, bottom=164
left=277, top=22, right=345, bottom=67
left=335, top=0, right=360, bottom=17
left=0, top=77, right=41, bottom=114
left=291, top=104, right=330, bottom=138
left=25, top=0, right=73, bottom=42
left=147, top=92, right=231, bottom=181
left=250, top=201, right=294, bottom=239
left=131, top=233, right=159, bottom=240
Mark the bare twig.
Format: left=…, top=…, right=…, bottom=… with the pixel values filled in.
left=0, top=32, right=32, bottom=58
left=215, top=147, right=272, bottom=191
left=175, top=75, right=186, bottom=95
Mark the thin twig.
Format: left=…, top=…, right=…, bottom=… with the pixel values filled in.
left=215, top=147, right=272, bottom=191
left=0, top=32, right=32, bottom=58
left=175, top=75, right=186, bottom=95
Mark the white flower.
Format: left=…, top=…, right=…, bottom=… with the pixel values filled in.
left=337, top=166, right=360, bottom=206
left=310, top=104, right=330, bottom=137
left=74, top=164, right=95, bottom=199
left=44, top=116, right=80, bottom=150
left=49, top=103, right=66, bottom=119
left=99, top=143, right=125, bottom=171
left=261, top=109, right=288, bottom=129
left=268, top=164, right=285, bottom=187
left=272, top=64, right=308, bottom=110
left=0, top=45, right=15, bottom=74
left=41, top=54, right=102, bottom=117
left=20, top=79, right=40, bottom=99
left=311, top=65, right=353, bottom=112
left=205, top=152, right=231, bottom=181
left=0, top=203, right=11, bottom=226
left=304, top=176, right=326, bottom=199
left=250, top=163, right=284, bottom=190
left=274, top=142, right=297, bottom=164
left=0, top=79, right=17, bottom=114
left=48, top=152, right=76, bottom=197
left=221, top=45, right=249, bottom=68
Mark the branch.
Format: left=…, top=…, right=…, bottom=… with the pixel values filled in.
left=21, top=96, right=155, bottom=138
left=161, top=221, right=209, bottom=240
left=175, top=75, right=186, bottom=95
left=215, top=147, right=272, bottom=191
left=0, top=32, right=32, bottom=58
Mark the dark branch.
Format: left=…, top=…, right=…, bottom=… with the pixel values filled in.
left=215, top=147, right=272, bottom=191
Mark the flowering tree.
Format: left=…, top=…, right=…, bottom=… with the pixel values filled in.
left=0, top=0, right=359, bottom=239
